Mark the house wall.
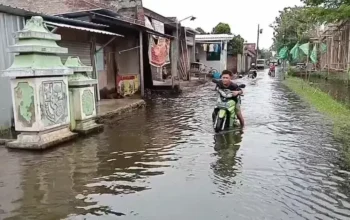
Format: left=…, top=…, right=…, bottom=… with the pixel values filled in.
left=319, top=22, right=350, bottom=73
left=96, top=30, right=140, bottom=98
left=196, top=42, right=228, bottom=73
left=56, top=28, right=91, bottom=66
left=227, top=55, right=237, bottom=73
left=0, top=12, right=24, bottom=217
left=115, top=32, right=140, bottom=96
left=0, top=12, right=25, bottom=131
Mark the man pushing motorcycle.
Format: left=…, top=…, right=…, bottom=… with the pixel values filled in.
left=212, top=70, right=245, bottom=128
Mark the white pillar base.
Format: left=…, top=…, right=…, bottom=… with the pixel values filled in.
left=6, top=127, right=77, bottom=150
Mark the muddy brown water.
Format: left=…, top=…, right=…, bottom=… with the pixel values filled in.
left=1, top=69, right=350, bottom=219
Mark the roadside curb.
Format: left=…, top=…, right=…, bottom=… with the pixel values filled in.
left=96, top=100, right=146, bottom=123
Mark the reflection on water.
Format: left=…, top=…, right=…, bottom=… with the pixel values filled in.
left=1, top=69, right=350, bottom=219
left=211, top=131, right=242, bottom=195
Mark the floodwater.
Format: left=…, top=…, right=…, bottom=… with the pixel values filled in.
left=1, top=69, right=350, bottom=219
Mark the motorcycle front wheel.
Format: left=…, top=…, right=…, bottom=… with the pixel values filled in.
left=214, top=115, right=227, bottom=132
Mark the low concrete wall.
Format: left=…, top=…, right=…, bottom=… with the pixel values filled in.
left=96, top=99, right=146, bottom=123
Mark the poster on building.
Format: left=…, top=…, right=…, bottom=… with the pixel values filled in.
left=116, top=75, right=140, bottom=96
left=243, top=43, right=256, bottom=57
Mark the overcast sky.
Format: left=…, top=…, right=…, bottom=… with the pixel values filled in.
left=143, top=0, right=303, bottom=49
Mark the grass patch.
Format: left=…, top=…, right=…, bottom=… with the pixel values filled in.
left=284, top=76, right=350, bottom=169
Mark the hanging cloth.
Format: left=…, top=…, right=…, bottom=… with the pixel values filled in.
left=209, top=44, right=215, bottom=52
left=214, top=44, right=219, bottom=53
left=203, top=44, right=207, bottom=51
left=217, top=44, right=221, bottom=53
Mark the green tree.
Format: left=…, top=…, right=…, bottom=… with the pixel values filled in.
left=302, top=0, right=350, bottom=22
left=212, top=22, right=231, bottom=34
left=270, top=7, right=315, bottom=53
left=195, top=27, right=206, bottom=34
left=259, top=49, right=273, bottom=60
left=211, top=22, right=245, bottom=55
left=231, top=35, right=244, bottom=55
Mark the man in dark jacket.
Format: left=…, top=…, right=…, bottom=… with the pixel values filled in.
left=212, top=70, right=245, bottom=128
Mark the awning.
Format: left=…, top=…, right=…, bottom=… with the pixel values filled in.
left=90, top=12, right=175, bottom=39
left=146, top=30, right=174, bottom=39
left=45, top=21, right=124, bottom=37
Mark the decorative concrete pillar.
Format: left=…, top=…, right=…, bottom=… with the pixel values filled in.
left=65, top=56, right=103, bottom=134
left=2, top=16, right=77, bottom=149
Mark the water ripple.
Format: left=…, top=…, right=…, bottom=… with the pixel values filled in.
left=1, top=70, right=350, bottom=219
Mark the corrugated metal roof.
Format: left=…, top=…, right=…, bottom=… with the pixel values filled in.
left=195, top=34, right=234, bottom=41
left=0, top=3, right=109, bottom=28
left=0, top=3, right=39, bottom=16
left=45, top=21, right=124, bottom=37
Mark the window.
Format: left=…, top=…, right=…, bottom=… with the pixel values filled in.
left=207, top=52, right=221, bottom=61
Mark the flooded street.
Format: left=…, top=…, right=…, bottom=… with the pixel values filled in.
left=2, top=69, right=350, bottom=220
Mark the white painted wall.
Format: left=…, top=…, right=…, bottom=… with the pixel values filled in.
left=195, top=42, right=228, bottom=72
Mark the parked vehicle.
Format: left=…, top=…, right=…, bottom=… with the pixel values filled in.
left=256, top=59, right=266, bottom=69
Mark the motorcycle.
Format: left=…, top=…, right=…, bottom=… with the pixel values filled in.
left=268, top=69, right=275, bottom=77
left=247, top=70, right=257, bottom=79
left=213, top=84, right=246, bottom=132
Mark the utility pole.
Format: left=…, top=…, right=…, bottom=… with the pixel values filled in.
left=256, top=24, right=260, bottom=60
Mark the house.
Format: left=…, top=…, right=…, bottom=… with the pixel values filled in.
left=0, top=4, right=127, bottom=133
left=195, top=34, right=234, bottom=74
left=0, top=1, right=179, bottom=132
left=0, top=0, right=177, bottom=95
left=177, top=27, right=198, bottom=80
left=56, top=7, right=175, bottom=93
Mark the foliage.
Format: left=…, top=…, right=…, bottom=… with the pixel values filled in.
left=303, top=0, right=350, bottom=22
left=231, top=35, right=245, bottom=56
left=195, top=27, right=206, bottom=34
left=259, top=49, right=273, bottom=59
left=212, top=22, right=231, bottom=34
left=270, top=7, right=316, bottom=54
left=284, top=76, right=350, bottom=169
left=211, top=22, right=244, bottom=56
left=302, top=0, right=350, bottom=8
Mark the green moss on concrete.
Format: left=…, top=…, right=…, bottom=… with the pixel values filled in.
left=284, top=76, right=350, bottom=168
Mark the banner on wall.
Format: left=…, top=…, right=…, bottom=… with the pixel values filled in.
left=116, top=75, right=140, bottom=96
left=149, top=36, right=170, bottom=67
